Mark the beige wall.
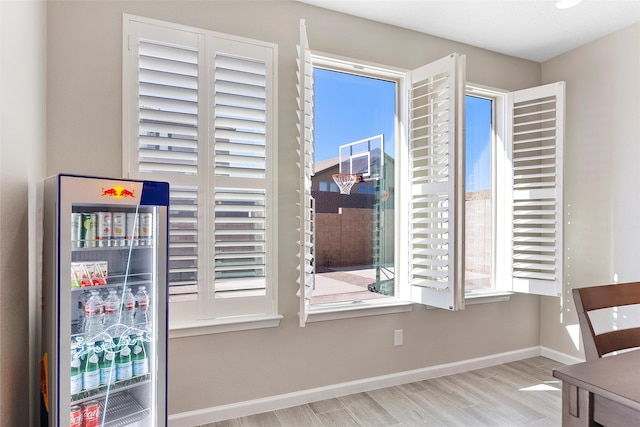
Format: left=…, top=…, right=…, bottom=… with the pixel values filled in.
left=0, top=0, right=600, bottom=425
left=540, top=23, right=640, bottom=359
left=0, top=0, right=47, bottom=424
left=44, top=1, right=541, bottom=417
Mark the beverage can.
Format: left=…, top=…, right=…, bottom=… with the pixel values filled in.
left=96, top=212, right=112, bottom=247
left=81, top=213, right=97, bottom=248
left=126, top=213, right=139, bottom=246
left=112, top=212, right=126, bottom=246
left=139, top=212, right=153, bottom=245
left=70, top=405, right=83, bottom=427
left=71, top=213, right=82, bottom=248
left=83, top=400, right=102, bottom=427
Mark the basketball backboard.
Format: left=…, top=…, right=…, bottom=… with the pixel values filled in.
left=338, top=134, right=383, bottom=181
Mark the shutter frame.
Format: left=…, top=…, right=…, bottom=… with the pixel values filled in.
left=297, top=19, right=316, bottom=326
left=507, top=82, right=565, bottom=297
left=407, top=53, right=466, bottom=310
left=124, top=15, right=277, bottom=322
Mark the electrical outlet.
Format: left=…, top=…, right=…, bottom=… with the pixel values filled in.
left=394, top=329, right=403, bottom=346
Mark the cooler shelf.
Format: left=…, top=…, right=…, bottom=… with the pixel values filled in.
left=71, top=374, right=151, bottom=405
left=102, top=392, right=151, bottom=427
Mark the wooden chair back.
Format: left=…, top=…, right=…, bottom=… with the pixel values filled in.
left=573, top=282, right=640, bottom=360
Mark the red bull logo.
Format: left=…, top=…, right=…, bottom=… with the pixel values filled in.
left=101, top=185, right=136, bottom=199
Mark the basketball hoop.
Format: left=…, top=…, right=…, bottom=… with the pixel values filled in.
left=332, top=174, right=360, bottom=195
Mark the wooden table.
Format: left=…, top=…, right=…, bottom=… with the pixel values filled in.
left=552, top=349, right=640, bottom=426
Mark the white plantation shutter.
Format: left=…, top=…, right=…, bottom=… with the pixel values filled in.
left=211, top=44, right=270, bottom=300
left=138, top=42, right=199, bottom=175
left=167, top=186, right=199, bottom=302
left=408, top=54, right=465, bottom=310
left=124, top=16, right=277, bottom=323
left=133, top=26, right=203, bottom=304
left=507, top=82, right=564, bottom=297
left=296, top=19, right=316, bottom=326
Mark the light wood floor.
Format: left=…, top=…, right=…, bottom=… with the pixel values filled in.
left=201, top=356, right=564, bottom=427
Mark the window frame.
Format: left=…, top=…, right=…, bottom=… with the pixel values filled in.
left=301, top=54, right=513, bottom=323
left=123, top=14, right=281, bottom=336
left=298, top=29, right=564, bottom=324
left=465, top=84, right=506, bottom=297
left=299, top=46, right=417, bottom=325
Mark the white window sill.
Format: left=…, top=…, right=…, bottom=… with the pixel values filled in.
left=307, top=291, right=512, bottom=322
left=306, top=299, right=413, bottom=323
left=169, top=314, right=283, bottom=338
left=464, top=290, right=513, bottom=305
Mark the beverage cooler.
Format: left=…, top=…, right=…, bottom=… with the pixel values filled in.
left=38, top=174, right=169, bottom=427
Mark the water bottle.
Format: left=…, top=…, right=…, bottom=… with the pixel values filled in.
left=99, top=338, right=116, bottom=386
left=134, top=286, right=150, bottom=325
left=84, top=290, right=104, bottom=339
left=122, top=287, right=135, bottom=328
left=70, top=344, right=83, bottom=395
left=81, top=342, right=100, bottom=390
left=103, top=289, right=121, bottom=336
left=131, top=332, right=149, bottom=376
left=116, top=337, right=132, bottom=381
left=76, top=290, right=91, bottom=334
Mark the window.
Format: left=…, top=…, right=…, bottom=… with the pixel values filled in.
left=465, top=95, right=493, bottom=292
left=311, top=68, right=396, bottom=307
left=123, top=15, right=280, bottom=334
left=298, top=20, right=565, bottom=325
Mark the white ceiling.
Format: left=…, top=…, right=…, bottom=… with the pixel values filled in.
left=298, top=0, right=640, bottom=62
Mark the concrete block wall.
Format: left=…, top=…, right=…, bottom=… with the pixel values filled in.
left=316, top=208, right=374, bottom=268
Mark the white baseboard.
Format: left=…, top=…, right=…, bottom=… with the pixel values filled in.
left=169, top=346, right=546, bottom=426
left=540, top=345, right=584, bottom=365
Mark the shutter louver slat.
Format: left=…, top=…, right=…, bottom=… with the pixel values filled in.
left=139, top=83, right=197, bottom=103
left=139, top=42, right=198, bottom=63
left=216, top=128, right=265, bottom=145
left=216, top=93, right=265, bottom=111
left=139, top=99, right=197, bottom=120
left=140, top=108, right=197, bottom=127
left=140, top=68, right=197, bottom=90
left=216, top=117, right=266, bottom=133
left=215, top=142, right=265, bottom=156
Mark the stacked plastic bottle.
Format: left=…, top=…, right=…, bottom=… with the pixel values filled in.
left=77, top=290, right=91, bottom=334
left=103, top=289, right=121, bottom=336
left=135, top=286, right=150, bottom=324
left=84, top=290, right=104, bottom=339
left=121, top=287, right=135, bottom=328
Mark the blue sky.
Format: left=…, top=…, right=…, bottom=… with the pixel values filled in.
left=313, top=68, right=491, bottom=192
left=313, top=68, right=395, bottom=162
left=465, top=96, right=492, bottom=192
